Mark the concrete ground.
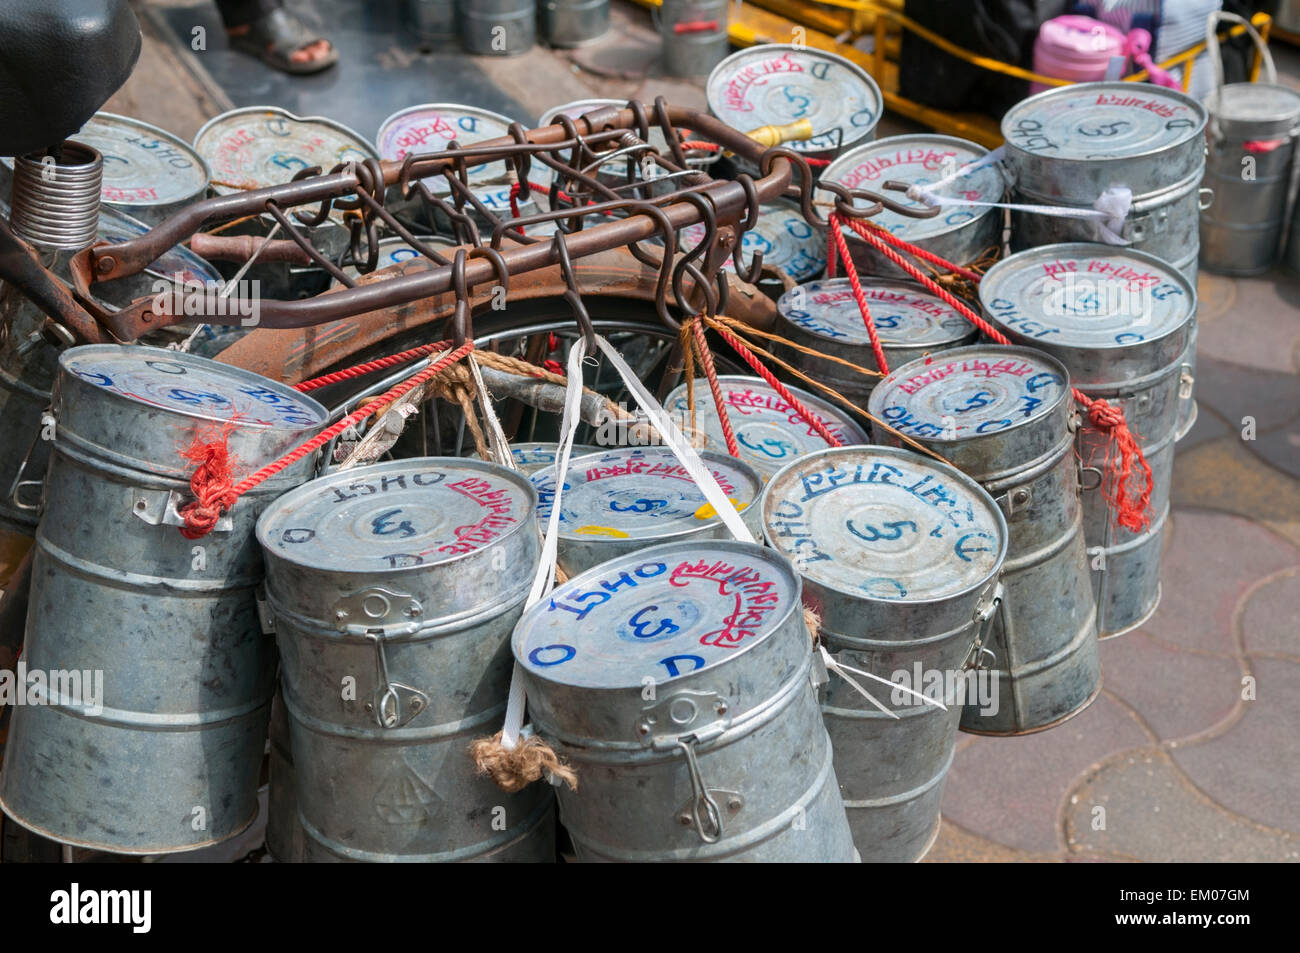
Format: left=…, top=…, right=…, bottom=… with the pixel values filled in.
left=106, top=1, right=1299, bottom=863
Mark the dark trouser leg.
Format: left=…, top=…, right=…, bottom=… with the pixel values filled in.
left=215, top=0, right=281, bottom=30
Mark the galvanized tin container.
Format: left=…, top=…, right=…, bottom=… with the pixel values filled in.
left=412, top=0, right=458, bottom=48
left=1, top=114, right=209, bottom=226
left=529, top=446, right=764, bottom=577
left=266, top=688, right=305, bottom=863
left=1200, top=84, right=1300, bottom=276
left=820, top=135, right=1006, bottom=278
left=980, top=243, right=1195, bottom=638
left=676, top=199, right=826, bottom=295
left=868, top=346, right=1101, bottom=734
left=660, top=0, right=731, bottom=78
left=762, top=445, right=1007, bottom=861
left=257, top=457, right=556, bottom=863
left=774, top=277, right=978, bottom=403
left=513, top=538, right=857, bottom=861
left=194, top=107, right=377, bottom=218
left=508, top=441, right=600, bottom=475
left=1002, top=81, right=1209, bottom=285
left=662, top=375, right=868, bottom=481
left=0, top=345, right=327, bottom=853
left=459, top=0, right=536, bottom=55
left=376, top=103, right=547, bottom=230
left=541, top=0, right=609, bottom=47
left=706, top=45, right=882, bottom=173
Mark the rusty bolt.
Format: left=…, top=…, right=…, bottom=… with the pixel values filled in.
left=95, top=255, right=116, bottom=274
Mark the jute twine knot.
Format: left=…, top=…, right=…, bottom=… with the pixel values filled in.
left=178, top=421, right=241, bottom=540
left=803, top=605, right=822, bottom=646
left=470, top=730, right=578, bottom=793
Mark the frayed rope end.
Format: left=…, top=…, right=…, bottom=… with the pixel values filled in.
left=470, top=730, right=578, bottom=793
left=1077, top=394, right=1153, bottom=534
left=177, top=418, right=242, bottom=540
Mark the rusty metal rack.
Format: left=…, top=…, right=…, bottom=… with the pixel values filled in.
left=16, top=100, right=937, bottom=357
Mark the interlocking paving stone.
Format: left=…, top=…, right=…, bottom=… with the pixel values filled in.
left=1248, top=415, right=1300, bottom=482
left=1171, top=439, right=1300, bottom=549
left=942, top=692, right=1149, bottom=854
left=1195, top=272, right=1300, bottom=374
left=1144, top=509, right=1300, bottom=654
left=1099, top=633, right=1243, bottom=742
left=1065, top=751, right=1300, bottom=862
left=1194, top=271, right=1236, bottom=325
left=1174, top=403, right=1232, bottom=454
left=924, top=818, right=1057, bottom=863
left=1171, top=657, right=1300, bottom=834
left=1240, top=569, right=1300, bottom=659
left=1190, top=357, right=1300, bottom=434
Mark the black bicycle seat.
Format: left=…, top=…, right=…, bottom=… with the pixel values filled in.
left=0, top=0, right=141, bottom=158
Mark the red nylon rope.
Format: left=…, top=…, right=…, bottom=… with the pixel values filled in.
left=708, top=321, right=843, bottom=449
left=690, top=318, right=740, bottom=458
left=293, top=340, right=453, bottom=392
left=827, top=214, right=890, bottom=376
left=179, top=343, right=475, bottom=539
left=838, top=214, right=1154, bottom=533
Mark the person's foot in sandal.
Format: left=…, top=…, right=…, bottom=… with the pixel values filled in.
left=225, top=5, right=338, bottom=75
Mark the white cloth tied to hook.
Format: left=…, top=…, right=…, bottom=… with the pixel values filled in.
left=899, top=144, right=1133, bottom=246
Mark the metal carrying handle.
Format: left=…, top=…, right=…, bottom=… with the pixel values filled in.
left=965, top=582, right=1003, bottom=672
left=1206, top=10, right=1277, bottom=93
left=677, top=735, right=724, bottom=844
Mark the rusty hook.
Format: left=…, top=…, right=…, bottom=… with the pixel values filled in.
left=449, top=249, right=472, bottom=349
left=622, top=199, right=680, bottom=331
left=289, top=165, right=329, bottom=226
left=468, top=244, right=510, bottom=300
left=729, top=174, right=766, bottom=286
left=550, top=231, right=596, bottom=353
left=505, top=121, right=534, bottom=202
left=761, top=146, right=822, bottom=227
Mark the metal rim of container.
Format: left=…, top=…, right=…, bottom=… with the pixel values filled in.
left=759, top=443, right=1009, bottom=607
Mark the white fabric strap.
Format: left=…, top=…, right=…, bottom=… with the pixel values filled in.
left=595, top=335, right=756, bottom=544
left=818, top=645, right=949, bottom=718
left=501, top=337, right=589, bottom=750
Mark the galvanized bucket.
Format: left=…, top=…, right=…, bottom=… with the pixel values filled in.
left=528, top=446, right=764, bottom=577
left=376, top=103, right=546, bottom=231
left=1001, top=81, right=1209, bottom=286
left=774, top=277, right=979, bottom=403
left=761, top=446, right=1007, bottom=861
left=1, top=114, right=209, bottom=226
left=412, top=0, right=458, bottom=48
left=675, top=198, right=826, bottom=296
left=513, top=538, right=858, bottom=861
left=980, top=243, right=1196, bottom=638
left=819, top=135, right=1006, bottom=278
left=193, top=107, right=375, bottom=297
left=541, top=0, right=609, bottom=47
left=868, top=346, right=1102, bottom=735
left=1201, top=87, right=1300, bottom=274
left=265, top=688, right=305, bottom=863
left=508, top=441, right=600, bottom=475
left=660, top=0, right=731, bottom=78
left=661, top=375, right=868, bottom=481
left=257, top=457, right=556, bottom=862
left=706, top=45, right=882, bottom=175
left=0, top=345, right=327, bottom=853
left=459, top=0, right=536, bottom=55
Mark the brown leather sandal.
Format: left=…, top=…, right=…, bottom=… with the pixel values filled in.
left=227, top=7, right=338, bottom=76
